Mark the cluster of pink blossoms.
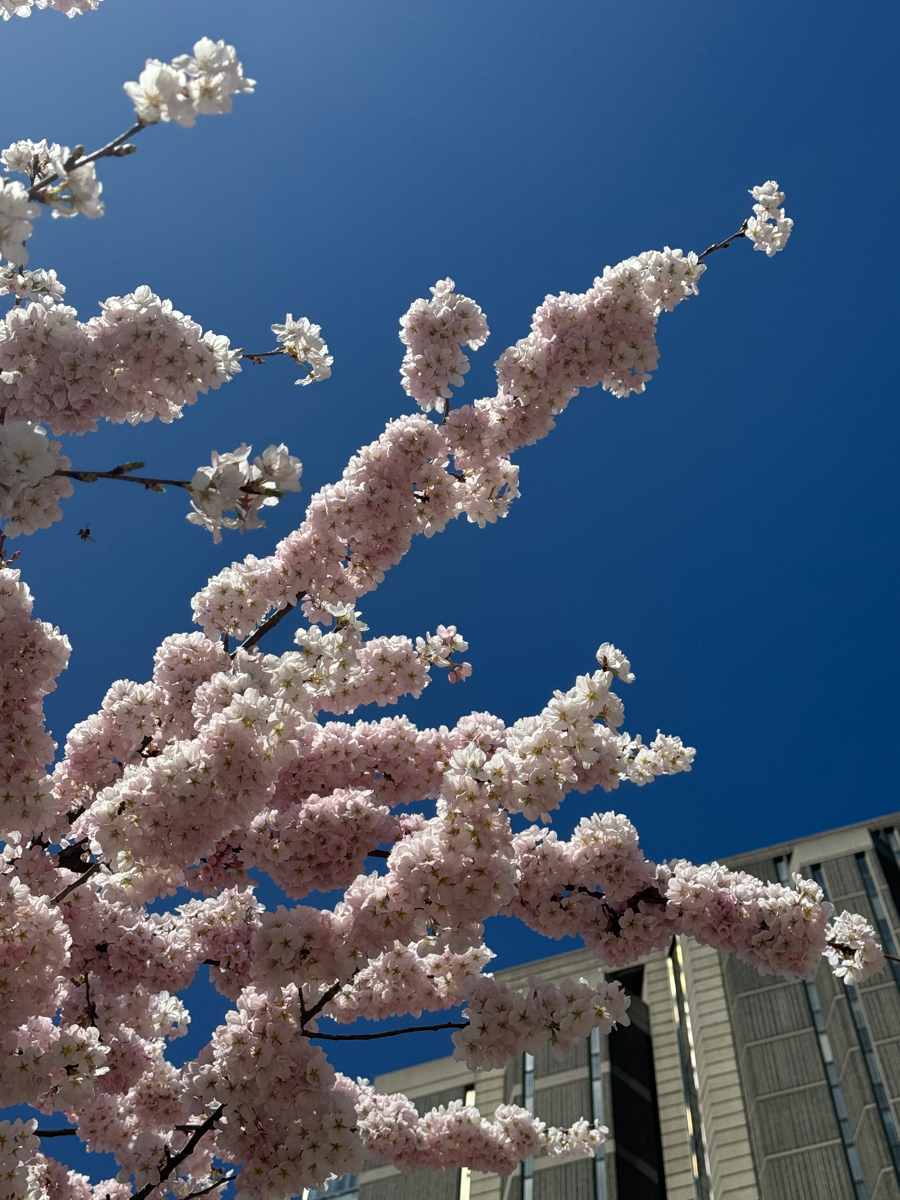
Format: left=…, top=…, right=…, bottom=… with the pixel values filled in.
left=190, top=245, right=705, bottom=639
left=0, top=571, right=70, bottom=835
left=399, top=278, right=490, bottom=412
left=452, top=974, right=631, bottom=1070
left=0, top=286, right=240, bottom=434
left=0, top=166, right=886, bottom=1200
left=342, top=1076, right=605, bottom=1175
left=0, top=421, right=72, bottom=536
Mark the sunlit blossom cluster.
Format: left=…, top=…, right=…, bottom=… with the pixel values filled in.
left=399, top=277, right=490, bottom=412
left=0, top=571, right=70, bottom=838
left=187, top=442, right=303, bottom=543
left=0, top=421, right=73, bottom=537
left=0, top=0, right=101, bottom=19
left=124, top=39, right=255, bottom=128
left=0, top=263, right=65, bottom=304
left=0, top=140, right=103, bottom=264
left=745, top=180, right=793, bottom=256
left=825, top=909, right=886, bottom=984
left=271, top=314, right=333, bottom=385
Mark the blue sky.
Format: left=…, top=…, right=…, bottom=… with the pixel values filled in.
left=3, top=0, right=899, bottom=1119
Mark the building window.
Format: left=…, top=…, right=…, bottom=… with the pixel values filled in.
left=811, top=864, right=900, bottom=1185
left=607, top=972, right=666, bottom=1200
left=777, top=858, right=870, bottom=1200
left=856, top=850, right=900, bottom=989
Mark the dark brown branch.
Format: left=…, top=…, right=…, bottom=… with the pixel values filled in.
left=57, top=468, right=287, bottom=502
left=233, top=596, right=302, bottom=657
left=302, top=978, right=347, bottom=1025
left=52, top=859, right=103, bottom=905
left=35, top=1128, right=77, bottom=1137
left=308, top=1021, right=466, bottom=1041
left=698, top=220, right=749, bottom=261
left=132, top=1106, right=225, bottom=1200
left=83, top=972, right=99, bottom=1031
left=56, top=469, right=191, bottom=491
left=240, top=347, right=286, bottom=363
left=366, top=849, right=390, bottom=860
left=55, top=837, right=93, bottom=873
left=27, top=121, right=146, bottom=201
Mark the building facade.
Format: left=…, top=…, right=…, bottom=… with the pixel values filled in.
left=310, top=813, right=900, bottom=1200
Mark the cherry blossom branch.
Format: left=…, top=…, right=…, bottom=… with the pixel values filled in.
left=27, top=121, right=146, bottom=201
left=56, top=467, right=191, bottom=492
left=56, top=465, right=288, bottom=501
left=179, top=1173, right=237, bottom=1200
left=301, top=978, right=348, bottom=1025
left=240, top=346, right=316, bottom=382
left=240, top=347, right=286, bottom=363
left=51, top=858, right=103, bottom=905
left=35, top=1128, right=76, bottom=1138
left=132, top=1106, right=225, bottom=1200
left=698, top=219, right=749, bottom=260
left=308, top=1021, right=467, bottom=1041
left=233, top=596, right=301, bottom=656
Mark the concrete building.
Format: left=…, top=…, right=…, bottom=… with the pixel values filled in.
left=309, top=812, right=900, bottom=1200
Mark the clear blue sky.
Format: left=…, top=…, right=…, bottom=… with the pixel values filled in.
left=4, top=0, right=898, bottom=1119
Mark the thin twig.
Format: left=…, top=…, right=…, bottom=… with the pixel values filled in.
left=233, top=596, right=302, bottom=657
left=35, top=1128, right=77, bottom=1137
left=179, top=1173, right=237, bottom=1200
left=56, top=469, right=192, bottom=491
left=308, top=1021, right=466, bottom=1041
left=132, top=1106, right=225, bottom=1200
left=52, top=859, right=103, bottom=905
left=27, top=121, right=146, bottom=201
left=698, top=220, right=749, bottom=261
left=240, top=348, right=286, bottom=363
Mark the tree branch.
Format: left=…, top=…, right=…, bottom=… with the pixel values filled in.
left=56, top=469, right=191, bottom=492
left=302, top=978, right=346, bottom=1025
left=240, top=347, right=286, bottom=363
left=179, top=1173, right=237, bottom=1200
left=27, top=121, right=146, bottom=201
left=698, top=220, right=749, bottom=260
left=52, top=859, right=103, bottom=905
left=308, top=1021, right=466, bottom=1041
left=132, top=1106, right=225, bottom=1200
left=233, top=596, right=302, bottom=657
left=35, top=1128, right=77, bottom=1137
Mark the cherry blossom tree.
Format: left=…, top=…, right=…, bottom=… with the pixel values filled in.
left=0, top=14, right=884, bottom=1200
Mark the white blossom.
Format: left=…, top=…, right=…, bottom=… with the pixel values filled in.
left=745, top=180, right=793, bottom=256
left=0, top=178, right=41, bottom=264
left=187, top=442, right=302, bottom=542
left=124, top=39, right=254, bottom=128
left=271, top=314, right=333, bottom=385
